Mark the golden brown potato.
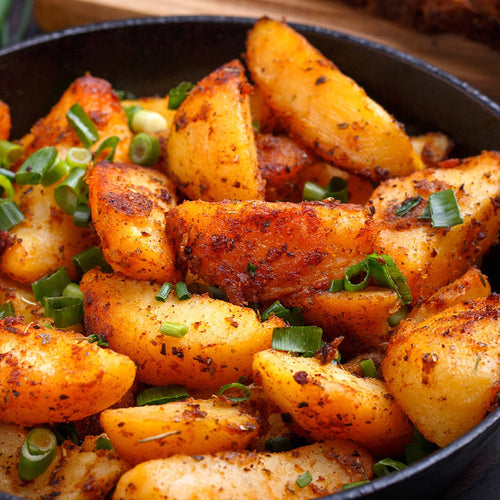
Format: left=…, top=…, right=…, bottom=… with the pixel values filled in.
left=246, top=18, right=423, bottom=181
left=383, top=295, right=500, bottom=447
left=87, top=161, right=180, bottom=282
left=0, top=425, right=130, bottom=499
left=285, top=286, right=400, bottom=355
left=410, top=132, right=454, bottom=167
left=101, top=398, right=259, bottom=465
left=369, top=151, right=500, bottom=303
left=113, top=439, right=374, bottom=500
left=81, top=269, right=284, bottom=389
left=24, top=75, right=132, bottom=162
left=0, top=319, right=136, bottom=424
left=253, top=349, right=412, bottom=456
left=0, top=275, right=44, bottom=322
left=167, top=59, right=264, bottom=201
left=407, top=266, right=491, bottom=323
left=0, top=100, right=11, bottom=140
left=165, top=199, right=376, bottom=304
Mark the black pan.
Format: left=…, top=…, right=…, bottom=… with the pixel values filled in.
left=0, top=16, right=498, bottom=500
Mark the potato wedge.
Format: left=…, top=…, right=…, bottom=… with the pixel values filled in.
left=246, top=18, right=423, bottom=181
left=369, top=151, right=500, bottom=302
left=383, top=295, right=500, bottom=447
left=0, top=319, right=136, bottom=424
left=81, top=270, right=284, bottom=389
left=166, top=199, right=376, bottom=304
left=410, top=132, right=454, bottom=168
left=0, top=275, right=44, bottom=322
left=0, top=425, right=129, bottom=499
left=167, top=59, right=264, bottom=201
left=253, top=349, right=412, bottom=456
left=87, top=161, right=179, bottom=282
left=113, top=439, right=374, bottom=500
left=101, top=398, right=259, bottom=464
left=285, top=286, right=400, bottom=355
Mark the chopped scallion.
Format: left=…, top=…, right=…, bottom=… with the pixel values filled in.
left=53, top=167, right=88, bottom=215
left=0, top=200, right=25, bottom=231
left=174, top=282, right=191, bottom=301
left=43, top=296, right=83, bottom=328
left=0, top=167, right=15, bottom=182
left=0, top=173, right=14, bottom=200
left=131, top=110, right=167, bottom=134
left=73, top=246, right=112, bottom=278
left=52, top=422, right=80, bottom=445
left=328, top=278, right=344, bottom=293
left=95, top=436, right=113, bottom=450
left=72, top=203, right=91, bottom=228
left=387, top=305, right=409, bottom=327
left=18, top=428, right=57, bottom=481
left=247, top=263, right=257, bottom=277
left=344, top=260, right=370, bottom=292
left=0, top=300, right=15, bottom=319
left=396, top=195, right=422, bottom=217
left=427, top=189, right=463, bottom=228
left=159, top=321, right=188, bottom=338
left=326, top=176, right=348, bottom=203
left=342, top=480, right=370, bottom=491
left=15, top=146, right=57, bottom=185
left=155, top=282, right=173, bottom=302
left=123, top=104, right=141, bottom=128
left=405, top=428, right=438, bottom=464
left=272, top=326, right=323, bottom=354
left=373, top=457, right=406, bottom=477
left=94, top=136, right=120, bottom=162
left=136, top=384, right=189, bottom=406
left=32, top=267, right=70, bottom=302
left=216, top=382, right=251, bottom=403
left=0, top=139, right=23, bottom=167
left=87, top=333, right=109, bottom=347
left=66, top=103, right=99, bottom=148
left=129, top=132, right=160, bottom=166
left=302, top=181, right=326, bottom=201
left=264, top=436, right=293, bottom=452
left=360, top=358, right=378, bottom=378
left=66, top=147, right=92, bottom=168
left=62, top=282, right=84, bottom=300
left=168, top=81, right=195, bottom=110
left=296, top=471, right=312, bottom=488
left=261, top=300, right=290, bottom=322
left=41, top=158, right=70, bottom=187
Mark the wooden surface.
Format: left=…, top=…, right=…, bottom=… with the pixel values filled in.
left=33, top=0, right=500, bottom=105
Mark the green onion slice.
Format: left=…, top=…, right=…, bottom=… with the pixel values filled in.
left=18, top=428, right=58, bottom=481
left=168, top=81, right=195, bottom=110
left=66, top=103, right=99, bottom=148
left=0, top=200, right=25, bottom=231
left=302, top=181, right=326, bottom=201
left=73, top=203, right=91, bottom=228
left=427, top=189, right=463, bottom=228
left=360, top=358, right=378, bottom=378
left=328, top=278, right=344, bottom=293
left=159, top=322, right=188, bottom=338
left=261, top=300, right=291, bottom=322
left=288, top=307, right=306, bottom=326
left=396, top=195, right=422, bottom=217
left=174, top=282, right=191, bottom=301
left=54, top=167, right=88, bottom=215
left=296, top=471, right=312, bottom=488
left=387, top=305, right=410, bottom=327
left=264, top=436, right=293, bottom=452
left=216, top=382, right=251, bottom=403
left=405, top=428, right=439, bottom=464
left=66, top=147, right=92, bottom=168
left=0, top=173, right=14, bottom=200
left=344, top=260, right=370, bottom=292
left=95, top=436, right=113, bottom=450
left=73, top=246, right=112, bottom=278
left=373, top=458, right=406, bottom=477
left=87, top=333, right=109, bottom=347
left=123, top=104, right=141, bottom=128
left=208, top=286, right=228, bottom=301
left=0, top=300, right=15, bottom=319
left=156, top=282, right=173, bottom=302
left=43, top=296, right=83, bottom=328
left=136, top=384, right=189, bottom=406
left=32, top=267, right=70, bottom=302
left=52, top=422, right=80, bottom=445
left=246, top=263, right=257, bottom=277
left=342, top=480, right=370, bottom=491
left=272, top=326, right=323, bottom=354
left=94, top=136, right=120, bottom=162
left=131, top=110, right=167, bottom=134
left=0, top=167, right=15, bottom=182
left=326, top=176, right=348, bottom=203
left=129, top=132, right=160, bottom=166
left=0, top=139, right=23, bottom=168
left=15, top=146, right=57, bottom=185
left=41, top=158, right=70, bottom=187
left=62, top=282, right=84, bottom=300
left=366, top=253, right=412, bottom=305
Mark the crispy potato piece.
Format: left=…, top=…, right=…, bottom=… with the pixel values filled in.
left=113, top=439, right=374, bottom=500
left=167, top=59, right=264, bottom=201
left=0, top=182, right=97, bottom=285
left=253, top=349, right=412, bottom=456
left=0, top=319, right=136, bottom=424
left=246, top=18, right=423, bottom=181
left=285, top=286, right=400, bottom=355
left=87, top=161, right=179, bottom=282
left=24, top=75, right=132, bottom=162
left=0, top=275, right=44, bottom=322
left=383, top=295, right=500, bottom=447
left=166, top=199, right=376, bottom=304
left=101, top=398, right=259, bottom=465
left=81, top=270, right=284, bottom=389
left=407, top=266, right=491, bottom=323
left=0, top=100, right=11, bottom=139
left=369, top=151, right=500, bottom=302
left=411, top=132, right=454, bottom=167
left=0, top=425, right=130, bottom=499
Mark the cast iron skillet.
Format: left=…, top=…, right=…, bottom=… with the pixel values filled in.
left=0, top=16, right=499, bottom=500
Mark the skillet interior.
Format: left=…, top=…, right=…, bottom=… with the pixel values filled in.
left=0, top=16, right=498, bottom=500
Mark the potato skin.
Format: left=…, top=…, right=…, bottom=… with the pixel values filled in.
left=167, top=59, right=264, bottom=201
left=166, top=199, right=375, bottom=304
left=0, top=319, right=136, bottom=424
left=246, top=18, right=423, bottom=181
left=369, top=151, right=500, bottom=303
left=81, top=269, right=284, bottom=389
left=383, top=295, right=500, bottom=447
left=253, top=349, right=412, bottom=457
left=100, top=398, right=260, bottom=465
left=87, top=161, right=179, bottom=282
left=113, top=439, right=374, bottom=500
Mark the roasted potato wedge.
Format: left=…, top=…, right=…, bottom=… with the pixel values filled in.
left=246, top=18, right=423, bottom=181
left=383, top=295, right=500, bottom=447
left=253, top=349, right=412, bottom=456
left=101, top=398, right=259, bottom=464
left=113, top=439, right=374, bottom=500
left=81, top=270, right=284, bottom=389
left=167, top=59, right=264, bottom=201
left=0, top=319, right=136, bottom=424
left=166, top=199, right=376, bottom=304
left=0, top=275, right=44, bottom=322
left=410, top=132, right=454, bottom=168
left=87, top=161, right=179, bottom=282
